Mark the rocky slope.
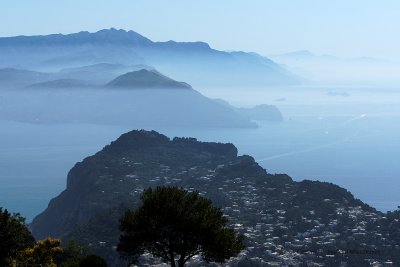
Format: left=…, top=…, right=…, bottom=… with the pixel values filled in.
left=31, top=130, right=400, bottom=266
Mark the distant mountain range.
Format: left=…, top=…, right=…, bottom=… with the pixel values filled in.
left=0, top=28, right=300, bottom=87
left=0, top=30, right=289, bottom=127
left=0, top=67, right=287, bottom=127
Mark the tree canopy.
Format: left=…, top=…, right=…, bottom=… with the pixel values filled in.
left=17, top=237, right=63, bottom=267
left=117, top=186, right=244, bottom=267
left=0, top=207, right=35, bottom=266
left=58, top=240, right=90, bottom=267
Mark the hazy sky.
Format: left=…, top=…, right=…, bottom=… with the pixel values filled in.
left=1, top=0, right=400, bottom=60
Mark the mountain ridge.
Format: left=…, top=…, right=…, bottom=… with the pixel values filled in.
left=0, top=28, right=152, bottom=47
left=0, top=28, right=301, bottom=87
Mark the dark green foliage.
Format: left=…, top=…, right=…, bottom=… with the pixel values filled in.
left=79, top=254, right=107, bottom=267
left=0, top=207, right=35, bottom=266
left=58, top=240, right=90, bottom=267
left=118, top=187, right=244, bottom=267
left=65, top=206, right=129, bottom=265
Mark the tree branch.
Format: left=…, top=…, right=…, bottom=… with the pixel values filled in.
left=184, top=249, right=203, bottom=263
left=151, top=242, right=171, bottom=262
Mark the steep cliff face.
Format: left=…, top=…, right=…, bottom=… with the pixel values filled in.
left=30, top=130, right=240, bottom=238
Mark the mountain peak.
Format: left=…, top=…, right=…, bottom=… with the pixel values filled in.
left=80, top=28, right=153, bottom=45
left=106, top=69, right=192, bottom=89
left=102, top=130, right=170, bottom=154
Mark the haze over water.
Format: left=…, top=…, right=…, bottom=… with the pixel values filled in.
left=1, top=85, right=399, bottom=221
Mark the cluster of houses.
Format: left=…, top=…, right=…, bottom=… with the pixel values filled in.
left=110, top=155, right=397, bottom=266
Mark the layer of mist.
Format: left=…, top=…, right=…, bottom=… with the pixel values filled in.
left=0, top=88, right=255, bottom=128
left=270, top=50, right=400, bottom=86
